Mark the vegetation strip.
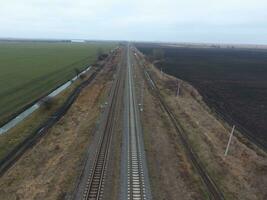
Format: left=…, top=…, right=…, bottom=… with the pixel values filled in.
left=135, top=43, right=267, bottom=151
left=0, top=66, right=91, bottom=134
left=0, top=41, right=115, bottom=125
left=0, top=70, right=99, bottom=177
left=141, top=64, right=224, bottom=199
left=203, top=100, right=267, bottom=152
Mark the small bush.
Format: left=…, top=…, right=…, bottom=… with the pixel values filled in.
left=79, top=73, right=86, bottom=80
left=40, top=96, right=54, bottom=110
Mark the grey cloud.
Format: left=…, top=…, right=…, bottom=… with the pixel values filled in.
left=0, top=0, right=266, bottom=44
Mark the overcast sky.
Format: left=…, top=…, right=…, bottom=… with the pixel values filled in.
left=1, top=0, right=267, bottom=44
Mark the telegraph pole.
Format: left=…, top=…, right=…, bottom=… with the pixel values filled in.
left=141, top=80, right=144, bottom=111
left=224, top=125, right=235, bottom=156
left=176, top=81, right=180, bottom=97
left=138, top=80, right=144, bottom=112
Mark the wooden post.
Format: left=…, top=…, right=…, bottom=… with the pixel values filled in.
left=224, top=125, right=235, bottom=156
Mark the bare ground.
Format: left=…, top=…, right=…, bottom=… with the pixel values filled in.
left=146, top=59, right=267, bottom=200
left=0, top=53, right=119, bottom=200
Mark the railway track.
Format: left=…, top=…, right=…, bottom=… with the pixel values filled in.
left=134, top=48, right=224, bottom=200
left=82, top=54, right=124, bottom=200
left=156, top=92, right=224, bottom=200
left=121, top=45, right=151, bottom=200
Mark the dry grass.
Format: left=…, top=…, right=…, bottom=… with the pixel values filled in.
left=0, top=80, right=82, bottom=161
left=147, top=61, right=267, bottom=200
left=132, top=54, right=207, bottom=200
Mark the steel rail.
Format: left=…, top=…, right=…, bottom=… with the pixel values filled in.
left=127, top=45, right=147, bottom=200
left=82, top=58, right=124, bottom=200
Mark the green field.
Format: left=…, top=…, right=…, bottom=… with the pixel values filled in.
left=0, top=41, right=115, bottom=124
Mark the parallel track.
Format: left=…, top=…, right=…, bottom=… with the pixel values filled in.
left=82, top=57, right=124, bottom=200
left=156, top=91, right=224, bottom=200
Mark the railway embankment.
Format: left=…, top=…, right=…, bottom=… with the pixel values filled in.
left=135, top=47, right=267, bottom=200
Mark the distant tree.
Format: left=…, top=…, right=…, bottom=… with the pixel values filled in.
left=74, top=68, right=81, bottom=77
left=74, top=68, right=87, bottom=80
left=79, top=73, right=86, bottom=80
left=97, top=48, right=104, bottom=59
left=152, top=48, right=165, bottom=60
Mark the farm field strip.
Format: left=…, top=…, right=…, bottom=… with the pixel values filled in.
left=0, top=48, right=122, bottom=200
left=0, top=66, right=91, bottom=134
left=0, top=68, right=100, bottom=176
left=134, top=47, right=224, bottom=200
left=135, top=43, right=267, bottom=149
left=0, top=41, right=116, bottom=125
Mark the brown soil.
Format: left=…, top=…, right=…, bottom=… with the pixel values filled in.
left=132, top=53, right=207, bottom=200
left=0, top=52, right=120, bottom=200
left=146, top=59, right=267, bottom=200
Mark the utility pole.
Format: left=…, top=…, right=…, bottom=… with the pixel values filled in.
left=224, top=125, right=235, bottom=156
left=176, top=81, right=180, bottom=97
left=139, top=80, right=144, bottom=112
